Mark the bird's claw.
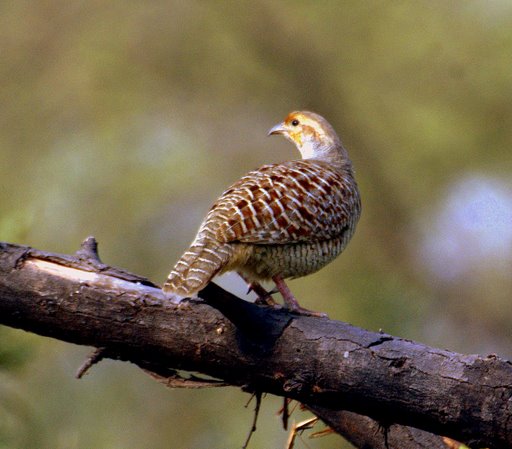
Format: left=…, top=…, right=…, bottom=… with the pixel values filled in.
left=254, top=292, right=278, bottom=306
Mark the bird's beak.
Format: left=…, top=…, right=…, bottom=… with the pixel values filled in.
left=268, top=122, right=287, bottom=136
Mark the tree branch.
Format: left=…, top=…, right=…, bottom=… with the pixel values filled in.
left=0, top=240, right=510, bottom=448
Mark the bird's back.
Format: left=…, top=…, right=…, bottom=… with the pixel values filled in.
left=164, top=158, right=360, bottom=295
left=209, top=158, right=359, bottom=245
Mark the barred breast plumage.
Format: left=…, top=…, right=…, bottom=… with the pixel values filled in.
left=163, top=111, right=361, bottom=314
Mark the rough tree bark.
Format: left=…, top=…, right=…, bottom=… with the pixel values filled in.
left=0, top=239, right=511, bottom=449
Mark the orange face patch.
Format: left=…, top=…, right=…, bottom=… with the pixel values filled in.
left=284, top=112, right=304, bottom=124
left=283, top=112, right=323, bottom=146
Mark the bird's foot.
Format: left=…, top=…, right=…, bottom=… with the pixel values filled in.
left=251, top=284, right=278, bottom=307
left=272, top=275, right=327, bottom=318
left=238, top=273, right=278, bottom=306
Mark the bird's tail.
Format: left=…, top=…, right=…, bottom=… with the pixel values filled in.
left=163, top=238, right=233, bottom=297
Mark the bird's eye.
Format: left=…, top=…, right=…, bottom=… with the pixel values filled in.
left=291, top=119, right=300, bottom=126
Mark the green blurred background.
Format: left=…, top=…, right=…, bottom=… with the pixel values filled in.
left=1, top=1, right=512, bottom=448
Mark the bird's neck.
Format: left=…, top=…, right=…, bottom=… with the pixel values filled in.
left=300, top=142, right=351, bottom=172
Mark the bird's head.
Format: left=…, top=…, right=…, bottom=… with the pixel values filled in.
left=268, top=111, right=342, bottom=160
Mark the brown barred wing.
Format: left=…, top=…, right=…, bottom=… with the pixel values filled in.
left=209, top=160, right=359, bottom=245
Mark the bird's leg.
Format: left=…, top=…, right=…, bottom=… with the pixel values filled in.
left=237, top=273, right=277, bottom=306
left=271, top=275, right=302, bottom=310
left=251, top=282, right=278, bottom=306
left=272, top=275, right=327, bottom=317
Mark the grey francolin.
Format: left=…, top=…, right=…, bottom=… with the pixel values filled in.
left=163, top=111, right=361, bottom=314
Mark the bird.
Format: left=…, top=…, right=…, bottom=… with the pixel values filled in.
left=163, top=111, right=361, bottom=314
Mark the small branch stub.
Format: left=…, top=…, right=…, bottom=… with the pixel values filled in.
left=76, top=347, right=107, bottom=379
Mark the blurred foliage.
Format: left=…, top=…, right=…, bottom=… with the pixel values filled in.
left=0, top=330, right=35, bottom=371
left=1, top=1, right=512, bottom=447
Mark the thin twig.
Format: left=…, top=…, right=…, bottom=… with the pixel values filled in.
left=285, top=417, right=318, bottom=449
left=145, top=370, right=228, bottom=388
left=281, top=397, right=291, bottom=430
left=242, top=391, right=262, bottom=449
left=76, top=347, right=107, bottom=379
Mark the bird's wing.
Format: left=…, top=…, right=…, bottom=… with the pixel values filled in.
left=208, top=160, right=359, bottom=244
